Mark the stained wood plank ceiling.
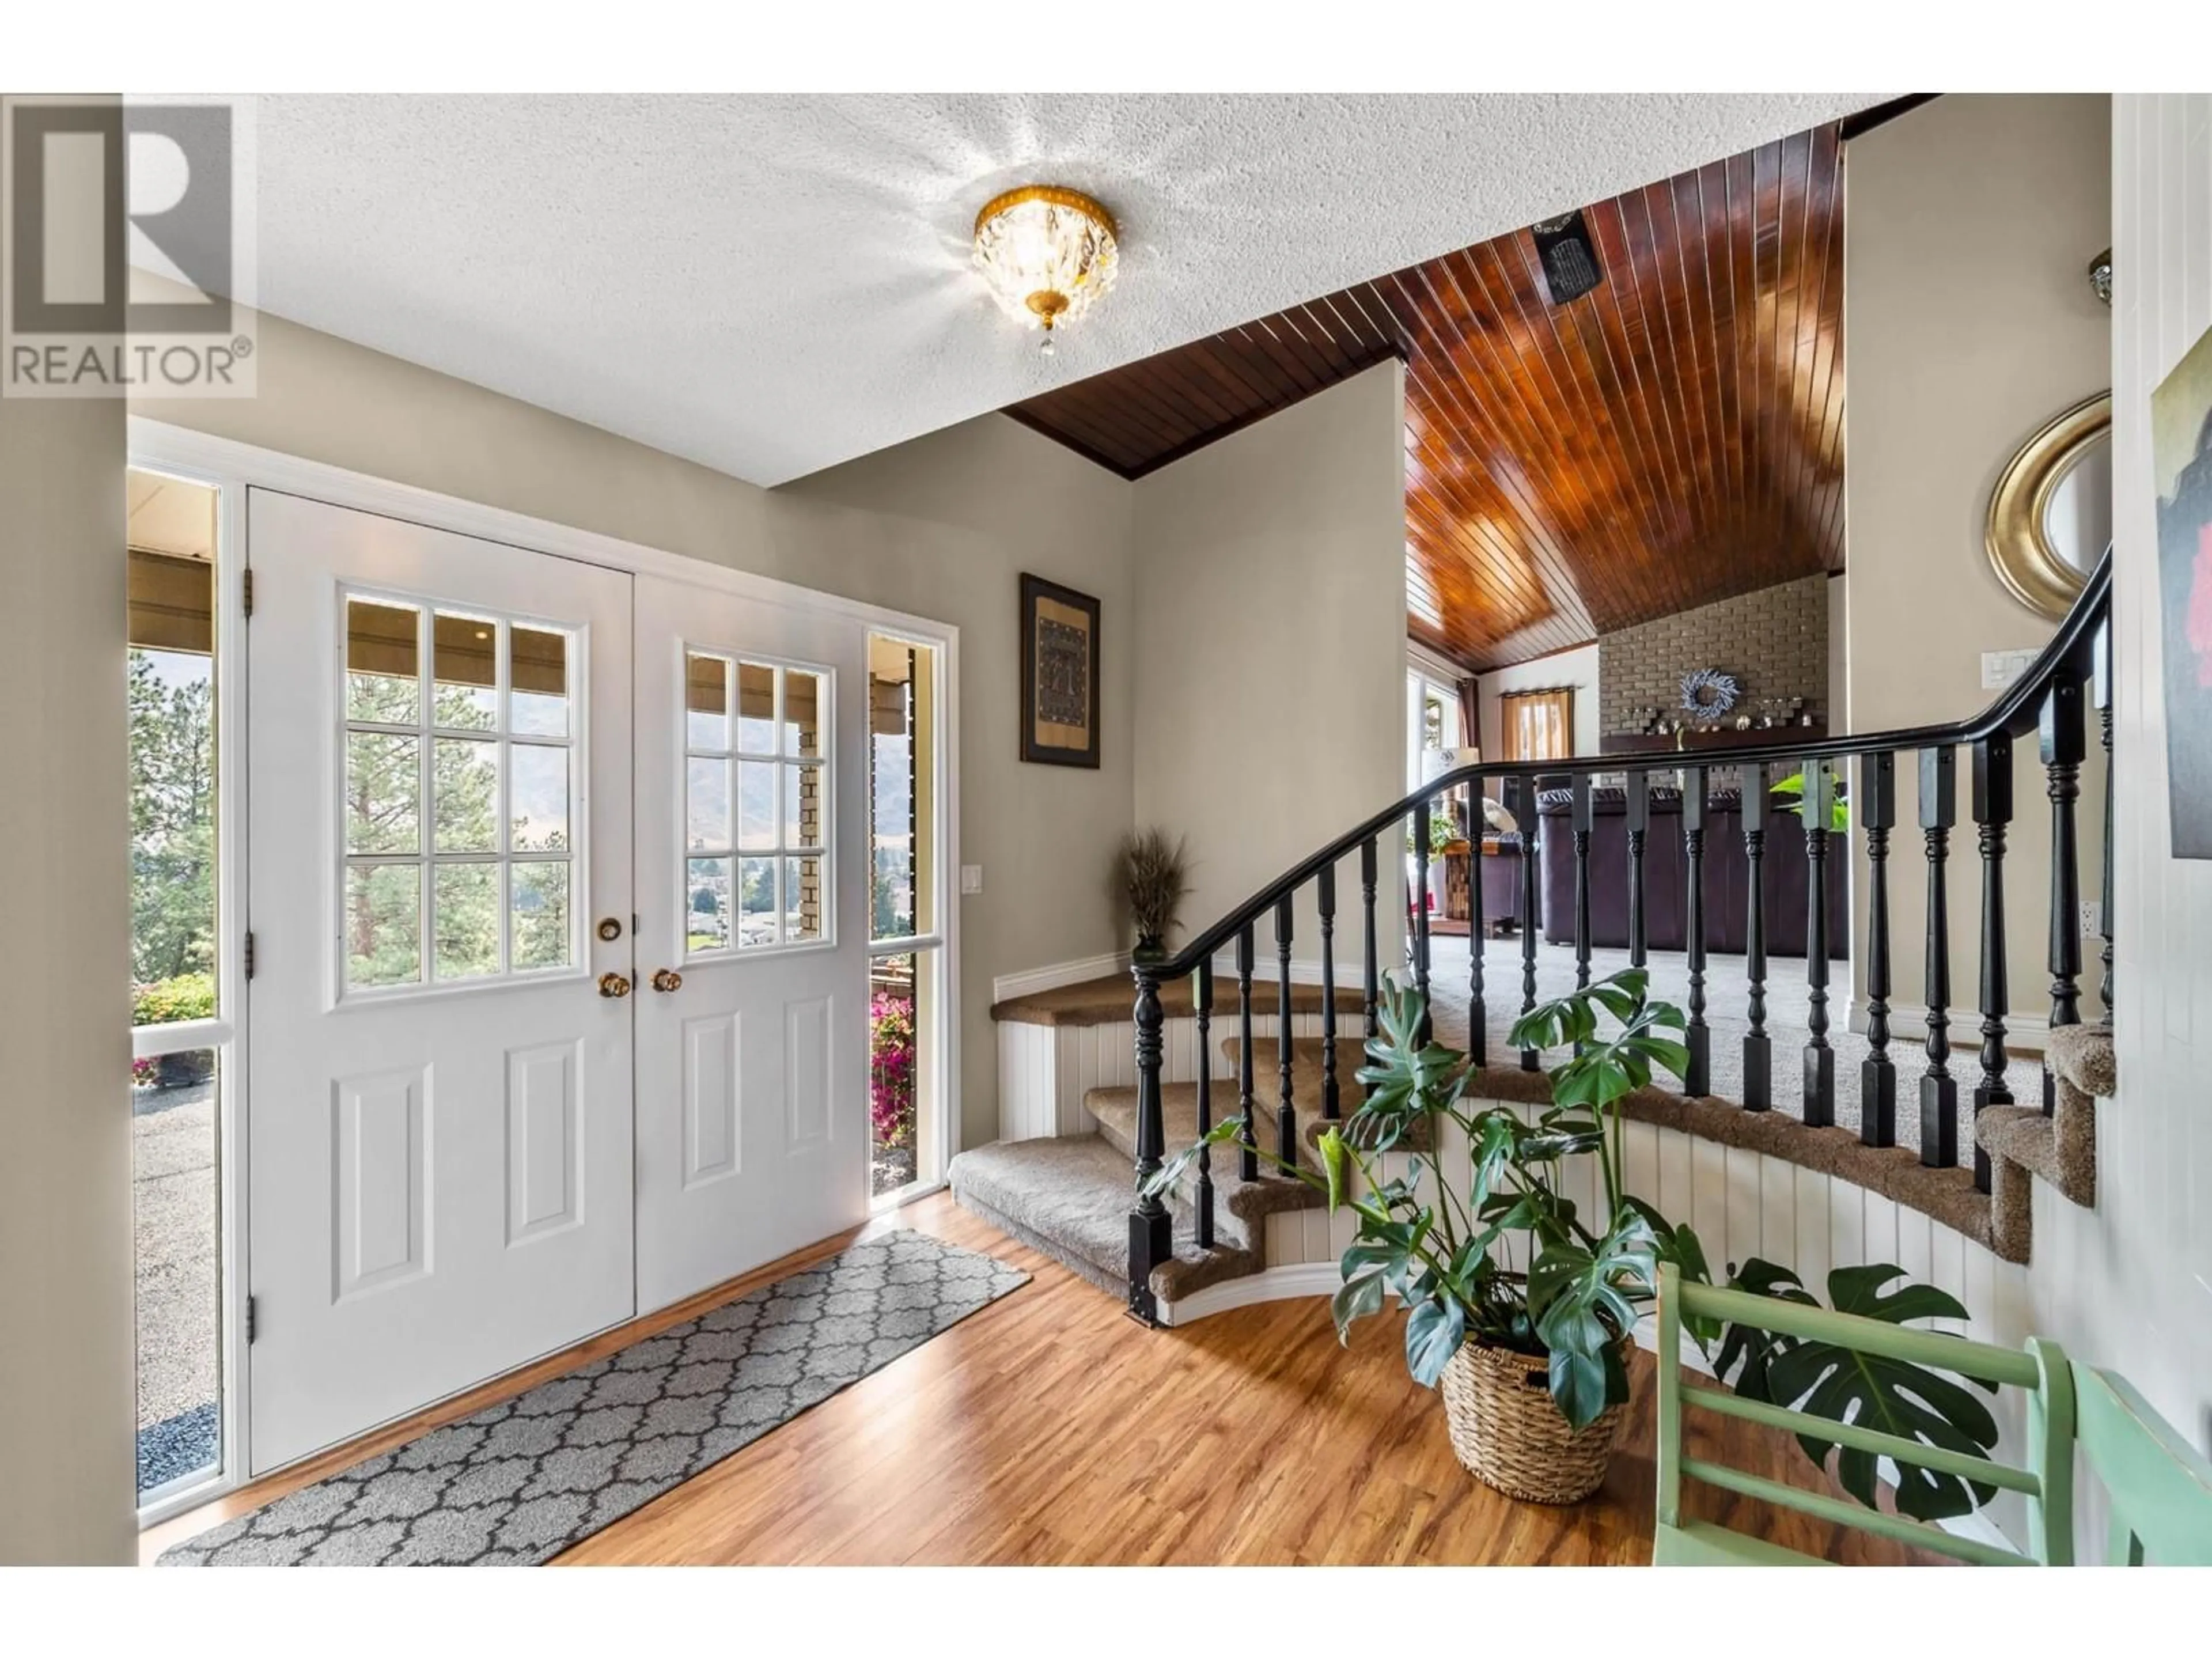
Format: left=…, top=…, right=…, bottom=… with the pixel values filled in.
left=1006, top=120, right=1849, bottom=672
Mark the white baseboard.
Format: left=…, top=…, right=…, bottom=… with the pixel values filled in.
left=992, top=952, right=1130, bottom=1003
left=1855, top=1006, right=2052, bottom=1053
left=1156, top=1261, right=1342, bottom=1325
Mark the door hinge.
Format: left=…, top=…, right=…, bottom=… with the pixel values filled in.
left=244, top=930, right=256, bottom=980
left=243, top=567, right=253, bottom=618
left=245, top=1295, right=257, bottom=1344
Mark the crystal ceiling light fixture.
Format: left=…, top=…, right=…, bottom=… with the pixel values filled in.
left=972, top=185, right=1119, bottom=356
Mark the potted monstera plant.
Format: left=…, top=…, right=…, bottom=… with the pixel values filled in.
left=1150, top=969, right=2003, bottom=1514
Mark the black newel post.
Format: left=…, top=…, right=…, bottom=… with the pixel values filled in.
left=1801, top=759, right=1835, bottom=1127
left=1413, top=800, right=1433, bottom=1046
left=1971, top=734, right=2014, bottom=1193
left=1236, top=925, right=1257, bottom=1183
left=1742, top=763, right=1771, bottom=1112
left=1919, top=746, right=1958, bottom=1168
left=1318, top=863, right=1341, bottom=1119
left=1571, top=774, right=1594, bottom=991
left=1194, top=959, right=1215, bottom=1250
left=1626, top=768, right=1650, bottom=969
left=1858, top=752, right=1896, bottom=1147
left=1518, top=775, right=1542, bottom=1071
left=2043, top=679, right=2086, bottom=1116
left=1276, top=893, right=1297, bottom=1168
left=1467, top=810, right=1487, bottom=1069
left=2095, top=620, right=2115, bottom=1017
left=1127, top=967, right=1173, bottom=1325
left=1359, top=837, right=1380, bottom=1044
left=1683, top=764, right=1711, bottom=1097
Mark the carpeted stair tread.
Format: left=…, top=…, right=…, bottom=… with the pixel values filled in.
left=1222, top=1035, right=1373, bottom=1116
left=1083, top=1083, right=1328, bottom=1222
left=946, top=1137, right=1262, bottom=1306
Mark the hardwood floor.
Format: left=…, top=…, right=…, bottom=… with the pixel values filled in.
left=146, top=1193, right=1926, bottom=1566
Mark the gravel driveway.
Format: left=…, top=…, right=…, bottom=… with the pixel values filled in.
left=134, top=1075, right=219, bottom=1493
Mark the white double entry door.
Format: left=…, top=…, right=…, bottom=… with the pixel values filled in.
left=247, top=493, right=874, bottom=1475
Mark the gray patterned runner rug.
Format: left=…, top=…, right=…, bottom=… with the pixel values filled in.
left=160, top=1230, right=1028, bottom=1566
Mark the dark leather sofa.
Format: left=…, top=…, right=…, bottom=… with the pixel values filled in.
left=1530, top=785, right=1846, bottom=959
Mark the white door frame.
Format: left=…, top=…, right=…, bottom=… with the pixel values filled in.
left=124, top=416, right=963, bottom=1519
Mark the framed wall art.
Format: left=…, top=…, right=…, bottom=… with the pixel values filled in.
left=1019, top=572, right=1100, bottom=768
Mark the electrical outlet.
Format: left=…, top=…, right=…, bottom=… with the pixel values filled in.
left=960, top=864, right=983, bottom=896
left=2079, top=899, right=2102, bottom=937
left=1980, top=647, right=2041, bottom=691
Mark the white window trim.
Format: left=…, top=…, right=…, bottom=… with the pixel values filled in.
left=125, top=418, right=964, bottom=1528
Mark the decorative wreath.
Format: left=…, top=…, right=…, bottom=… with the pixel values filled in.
left=1680, top=668, right=1740, bottom=718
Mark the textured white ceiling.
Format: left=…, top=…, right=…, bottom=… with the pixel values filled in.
left=248, top=94, right=1885, bottom=486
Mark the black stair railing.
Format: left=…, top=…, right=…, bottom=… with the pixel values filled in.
left=1119, top=552, right=2112, bottom=1324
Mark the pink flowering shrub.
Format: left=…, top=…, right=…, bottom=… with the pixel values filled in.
left=870, top=989, right=916, bottom=1149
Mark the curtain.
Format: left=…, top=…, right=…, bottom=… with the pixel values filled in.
left=1499, top=688, right=1574, bottom=762
left=1455, top=676, right=1480, bottom=751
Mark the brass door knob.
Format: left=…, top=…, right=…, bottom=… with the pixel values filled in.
left=650, top=968, right=683, bottom=994
left=598, top=971, right=632, bottom=998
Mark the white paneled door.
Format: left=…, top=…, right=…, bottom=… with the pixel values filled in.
left=245, top=492, right=636, bottom=1474
left=631, top=577, right=870, bottom=1313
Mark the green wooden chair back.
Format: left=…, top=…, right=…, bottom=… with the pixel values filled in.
left=1652, top=1263, right=2073, bottom=1567
left=2073, top=1366, right=2212, bottom=1565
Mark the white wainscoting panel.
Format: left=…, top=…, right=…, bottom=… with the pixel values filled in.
left=995, top=1010, right=1330, bottom=1142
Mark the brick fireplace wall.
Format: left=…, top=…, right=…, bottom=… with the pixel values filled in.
left=1596, top=574, right=1830, bottom=739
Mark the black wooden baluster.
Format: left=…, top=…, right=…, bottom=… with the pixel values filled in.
left=1319, top=863, right=1341, bottom=1119
left=1518, top=775, right=1541, bottom=1071
left=1680, top=766, right=1711, bottom=1096
left=1571, top=774, right=1594, bottom=992
left=1742, top=763, right=1771, bottom=1112
left=2043, top=679, right=2086, bottom=1117
left=2095, top=621, right=2115, bottom=1017
left=1625, top=768, right=1650, bottom=970
left=1858, top=753, right=1896, bottom=1146
left=1919, top=747, right=1959, bottom=1168
left=1971, top=734, right=2014, bottom=1193
left=1236, top=925, right=1257, bottom=1183
left=1194, top=959, right=1215, bottom=1251
left=1802, top=760, right=1835, bottom=1127
left=1359, top=837, right=1380, bottom=1044
left=1127, top=968, right=1172, bottom=1325
left=1413, top=800, right=1433, bottom=1047
left=1276, top=893, right=1297, bottom=1168
left=1467, top=814, right=1487, bottom=1069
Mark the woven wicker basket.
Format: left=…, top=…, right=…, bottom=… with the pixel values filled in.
left=1439, top=1338, right=1628, bottom=1504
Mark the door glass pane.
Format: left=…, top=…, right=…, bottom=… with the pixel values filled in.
left=510, top=626, right=569, bottom=738
left=687, top=757, right=730, bottom=853
left=510, top=743, right=569, bottom=853
left=510, top=861, right=571, bottom=971
left=346, top=598, right=419, bottom=724
left=737, top=857, right=777, bottom=946
left=737, top=762, right=777, bottom=851
left=432, top=737, right=497, bottom=854
left=784, top=668, right=824, bottom=757
left=785, top=764, right=822, bottom=850
left=431, top=611, right=498, bottom=730
left=433, top=863, right=501, bottom=980
left=736, top=661, right=776, bottom=753
left=686, top=653, right=729, bottom=751
left=133, top=1048, right=221, bottom=1497
left=347, top=732, right=421, bottom=855
left=786, top=857, right=823, bottom=943
left=686, top=857, right=730, bottom=954
left=345, top=863, right=422, bottom=987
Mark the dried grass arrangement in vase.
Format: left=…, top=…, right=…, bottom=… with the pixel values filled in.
left=1116, top=828, right=1191, bottom=957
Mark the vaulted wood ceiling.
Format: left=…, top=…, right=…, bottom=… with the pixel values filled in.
left=1006, top=121, right=1849, bottom=671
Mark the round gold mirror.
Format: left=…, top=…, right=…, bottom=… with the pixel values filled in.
left=1985, top=391, right=2112, bottom=620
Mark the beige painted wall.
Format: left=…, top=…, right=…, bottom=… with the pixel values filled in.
left=1476, top=643, right=1601, bottom=759
left=1843, top=93, right=2111, bottom=1028
left=1130, top=362, right=1408, bottom=970
left=0, top=348, right=135, bottom=1554
left=137, top=309, right=1136, bottom=1153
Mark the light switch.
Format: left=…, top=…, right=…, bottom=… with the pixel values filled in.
left=1980, top=647, right=2041, bottom=691
left=960, top=864, right=983, bottom=896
